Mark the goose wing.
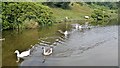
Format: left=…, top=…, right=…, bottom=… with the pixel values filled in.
left=45, top=48, right=52, bottom=53
left=19, top=50, right=30, bottom=57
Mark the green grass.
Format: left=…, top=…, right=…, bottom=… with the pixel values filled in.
left=51, top=3, right=93, bottom=20
left=50, top=3, right=118, bottom=22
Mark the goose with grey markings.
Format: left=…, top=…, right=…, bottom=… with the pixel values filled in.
left=42, top=47, right=53, bottom=56
left=42, top=46, right=53, bottom=63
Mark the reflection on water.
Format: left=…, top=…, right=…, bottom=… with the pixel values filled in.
left=2, top=23, right=71, bottom=66
left=2, top=20, right=118, bottom=66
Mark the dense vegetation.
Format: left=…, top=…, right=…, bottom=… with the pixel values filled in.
left=2, top=2, right=55, bottom=30
left=1, top=2, right=118, bottom=30
left=87, top=2, right=118, bottom=20
left=43, top=2, right=118, bottom=20
left=86, top=2, right=118, bottom=9
left=91, top=8, right=110, bottom=21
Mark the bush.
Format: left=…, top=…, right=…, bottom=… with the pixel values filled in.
left=91, top=8, right=109, bottom=21
left=2, top=2, right=55, bottom=30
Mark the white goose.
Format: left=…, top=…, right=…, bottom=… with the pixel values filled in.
left=14, top=49, right=31, bottom=62
left=75, top=24, right=79, bottom=30
left=78, top=25, right=82, bottom=30
left=74, top=24, right=83, bottom=30
left=58, top=30, right=69, bottom=37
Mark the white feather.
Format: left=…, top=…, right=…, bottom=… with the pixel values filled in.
left=14, top=49, right=30, bottom=62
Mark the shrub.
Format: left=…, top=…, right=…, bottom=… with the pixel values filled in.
left=91, top=9, right=109, bottom=21
left=2, top=2, right=55, bottom=30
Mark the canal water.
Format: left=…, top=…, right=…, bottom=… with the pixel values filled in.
left=2, top=21, right=118, bottom=66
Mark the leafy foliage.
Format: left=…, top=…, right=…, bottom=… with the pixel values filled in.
left=2, top=2, right=55, bottom=30
left=86, top=2, right=118, bottom=9
left=91, top=8, right=109, bottom=21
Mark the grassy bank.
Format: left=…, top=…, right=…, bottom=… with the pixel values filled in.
left=2, top=2, right=118, bottom=30
left=50, top=3, right=118, bottom=23
left=51, top=3, right=93, bottom=20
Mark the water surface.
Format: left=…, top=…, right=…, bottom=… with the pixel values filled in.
left=2, top=22, right=118, bottom=66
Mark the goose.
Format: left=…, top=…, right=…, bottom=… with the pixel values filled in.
left=58, top=30, right=69, bottom=37
left=78, top=25, right=83, bottom=30
left=42, top=46, right=53, bottom=63
left=42, top=47, right=53, bottom=56
left=75, top=24, right=79, bottom=30
left=74, top=24, right=83, bottom=30
left=64, top=31, right=68, bottom=37
left=14, top=49, right=31, bottom=62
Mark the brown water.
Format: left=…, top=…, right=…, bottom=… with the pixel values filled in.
left=2, top=22, right=118, bottom=67
left=2, top=23, right=71, bottom=66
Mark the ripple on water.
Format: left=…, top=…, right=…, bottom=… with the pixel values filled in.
left=20, top=25, right=118, bottom=66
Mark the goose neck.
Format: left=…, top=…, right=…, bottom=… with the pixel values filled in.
left=16, top=51, right=20, bottom=57
left=43, top=47, right=46, bottom=54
